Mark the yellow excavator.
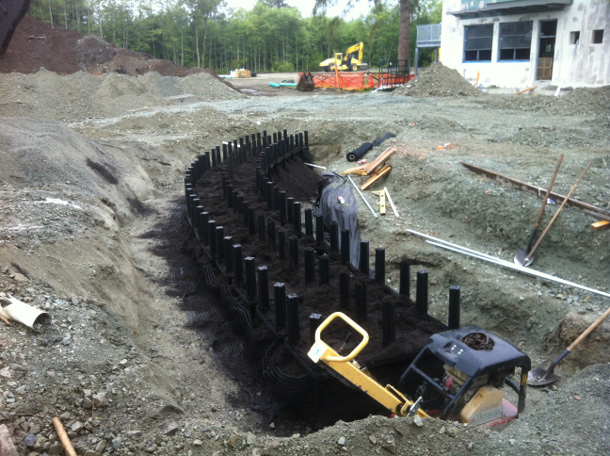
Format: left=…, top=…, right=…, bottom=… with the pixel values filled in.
left=308, top=312, right=530, bottom=428
left=319, top=42, right=368, bottom=72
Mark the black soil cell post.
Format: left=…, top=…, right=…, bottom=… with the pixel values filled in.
left=340, top=271, right=350, bottom=309
left=279, top=191, right=287, bottom=225
left=300, top=245, right=316, bottom=282
left=257, top=266, right=269, bottom=309
left=319, top=255, right=330, bottom=285
left=245, top=257, right=257, bottom=302
left=267, top=220, right=276, bottom=250
left=258, top=215, right=266, bottom=242
left=232, top=190, right=239, bottom=214
left=208, top=220, right=217, bottom=257
left=223, top=236, right=233, bottom=273
left=341, top=230, right=350, bottom=265
left=273, top=132, right=278, bottom=144
left=330, top=221, right=339, bottom=251
left=216, top=145, right=221, bottom=163
left=215, top=226, right=225, bottom=262
left=448, top=285, right=461, bottom=330
left=304, top=131, right=309, bottom=146
left=375, top=248, right=386, bottom=285
left=355, top=282, right=367, bottom=323
left=237, top=195, right=244, bottom=215
left=211, top=148, right=217, bottom=167
left=382, top=301, right=396, bottom=347
left=289, top=236, right=299, bottom=269
left=416, top=270, right=429, bottom=316
left=274, top=187, right=280, bottom=211
left=195, top=205, right=204, bottom=236
left=198, top=210, right=207, bottom=244
left=189, top=195, right=198, bottom=222
left=283, top=129, right=288, bottom=141
left=204, top=152, right=210, bottom=171
left=310, top=313, right=323, bottom=344
left=293, top=202, right=302, bottom=235
left=287, top=294, right=300, bottom=344
left=286, top=197, right=295, bottom=224
left=400, top=260, right=410, bottom=298
left=359, top=241, right=369, bottom=275
left=233, top=244, right=243, bottom=283
left=242, top=201, right=249, bottom=227
left=274, top=283, right=286, bottom=329
left=267, top=182, right=274, bottom=209
left=201, top=212, right=210, bottom=245
left=316, top=215, right=324, bottom=246
left=223, top=143, right=228, bottom=161
left=278, top=230, right=286, bottom=260
left=226, top=184, right=233, bottom=208
left=305, top=209, right=313, bottom=236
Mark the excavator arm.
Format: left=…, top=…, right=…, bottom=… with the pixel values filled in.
left=0, top=0, right=31, bottom=56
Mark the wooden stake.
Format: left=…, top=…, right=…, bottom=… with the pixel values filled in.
left=591, top=220, right=610, bottom=231
left=361, top=164, right=392, bottom=191
left=52, top=417, right=78, bottom=456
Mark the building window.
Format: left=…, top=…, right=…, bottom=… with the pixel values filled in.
left=499, top=21, right=533, bottom=61
left=570, top=31, right=580, bottom=45
left=464, top=24, right=493, bottom=61
left=592, top=29, right=604, bottom=44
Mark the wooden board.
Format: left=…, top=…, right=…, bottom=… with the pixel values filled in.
left=361, top=165, right=391, bottom=191
left=591, top=220, right=610, bottom=231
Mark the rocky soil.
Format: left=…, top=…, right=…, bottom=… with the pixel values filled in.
left=0, top=17, right=609, bottom=456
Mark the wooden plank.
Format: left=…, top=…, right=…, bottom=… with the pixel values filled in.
left=591, top=220, right=610, bottom=231
left=460, top=162, right=610, bottom=222
left=515, top=86, right=538, bottom=95
left=361, top=165, right=392, bottom=191
left=364, top=147, right=396, bottom=175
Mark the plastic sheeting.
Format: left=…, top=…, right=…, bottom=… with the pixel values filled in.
left=313, top=172, right=361, bottom=267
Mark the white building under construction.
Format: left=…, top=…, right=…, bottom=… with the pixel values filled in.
left=439, top=0, right=609, bottom=89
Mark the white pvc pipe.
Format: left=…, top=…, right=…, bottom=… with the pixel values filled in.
left=0, top=296, right=50, bottom=329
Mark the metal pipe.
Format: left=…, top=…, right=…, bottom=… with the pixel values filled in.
left=347, top=175, right=378, bottom=218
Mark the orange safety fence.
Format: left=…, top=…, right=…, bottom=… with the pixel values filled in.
left=300, top=72, right=414, bottom=91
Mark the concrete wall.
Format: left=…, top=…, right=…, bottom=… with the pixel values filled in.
left=440, top=0, right=610, bottom=89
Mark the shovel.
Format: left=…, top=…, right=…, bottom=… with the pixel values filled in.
left=521, top=162, right=591, bottom=267
left=528, top=304, right=610, bottom=386
left=514, top=154, right=563, bottom=266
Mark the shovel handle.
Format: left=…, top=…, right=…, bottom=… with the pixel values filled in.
left=566, top=304, right=610, bottom=352
left=526, top=163, right=591, bottom=262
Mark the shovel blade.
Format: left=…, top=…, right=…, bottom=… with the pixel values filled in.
left=527, top=366, right=561, bottom=387
left=514, top=248, right=535, bottom=267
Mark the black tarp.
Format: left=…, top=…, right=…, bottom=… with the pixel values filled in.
left=313, top=171, right=361, bottom=267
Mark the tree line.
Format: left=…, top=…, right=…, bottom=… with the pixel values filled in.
left=27, top=0, right=441, bottom=74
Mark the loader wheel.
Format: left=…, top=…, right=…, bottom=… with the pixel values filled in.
left=351, top=65, right=358, bottom=71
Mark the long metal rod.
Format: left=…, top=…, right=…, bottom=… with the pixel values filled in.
left=348, top=175, right=378, bottom=218
left=407, top=229, right=610, bottom=300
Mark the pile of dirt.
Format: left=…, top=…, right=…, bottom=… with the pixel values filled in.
left=394, top=62, right=483, bottom=97
left=0, top=16, right=218, bottom=81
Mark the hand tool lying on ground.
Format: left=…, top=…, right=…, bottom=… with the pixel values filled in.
left=522, top=163, right=591, bottom=267
left=527, top=304, right=610, bottom=386
left=514, top=154, right=564, bottom=266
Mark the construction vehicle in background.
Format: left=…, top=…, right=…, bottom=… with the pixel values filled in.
left=309, top=312, right=530, bottom=428
left=0, top=0, right=31, bottom=56
left=319, top=42, right=368, bottom=72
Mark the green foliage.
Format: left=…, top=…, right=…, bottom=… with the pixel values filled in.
left=25, top=0, right=443, bottom=73
left=272, top=61, right=296, bottom=72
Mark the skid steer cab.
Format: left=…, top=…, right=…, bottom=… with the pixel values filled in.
left=308, top=313, right=531, bottom=429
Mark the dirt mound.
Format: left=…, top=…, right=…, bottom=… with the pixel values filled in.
left=0, top=16, right=203, bottom=78
left=394, top=62, right=483, bottom=97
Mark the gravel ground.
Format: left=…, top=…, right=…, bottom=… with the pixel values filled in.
left=0, top=51, right=609, bottom=456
